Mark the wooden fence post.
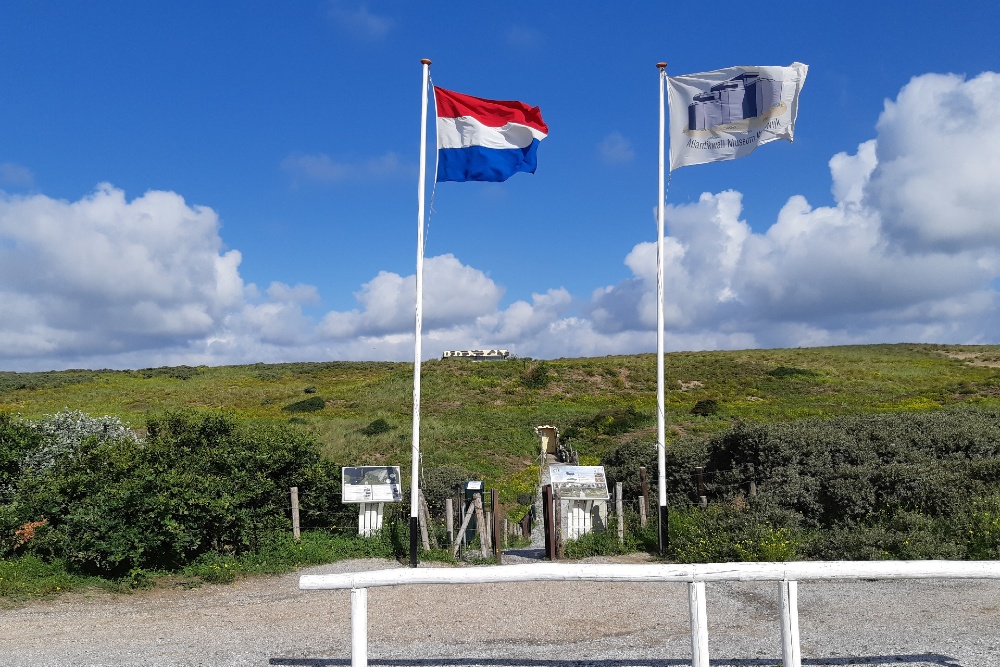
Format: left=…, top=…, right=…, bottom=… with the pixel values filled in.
left=694, top=467, right=707, bottom=507
left=747, top=463, right=757, bottom=498
left=639, top=494, right=647, bottom=528
left=640, top=466, right=649, bottom=518
left=542, top=484, right=555, bottom=560
left=290, top=486, right=301, bottom=542
left=419, top=491, right=436, bottom=549
left=473, top=493, right=490, bottom=558
left=554, top=489, right=564, bottom=559
left=616, top=482, right=624, bottom=545
left=491, top=488, right=501, bottom=563
left=445, top=498, right=454, bottom=546
left=451, top=499, right=477, bottom=557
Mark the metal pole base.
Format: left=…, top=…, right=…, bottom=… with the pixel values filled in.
left=409, top=516, right=419, bottom=567
left=658, top=505, right=669, bottom=555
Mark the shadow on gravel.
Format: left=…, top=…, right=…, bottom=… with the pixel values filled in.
left=270, top=653, right=960, bottom=666
left=501, top=548, right=545, bottom=559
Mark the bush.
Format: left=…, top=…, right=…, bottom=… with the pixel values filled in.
left=691, top=399, right=719, bottom=416
left=699, top=406, right=1000, bottom=559
left=3, top=411, right=341, bottom=577
left=421, top=464, right=475, bottom=517
left=282, top=396, right=325, bottom=413
left=601, top=435, right=709, bottom=506
left=520, top=363, right=550, bottom=389
left=0, top=413, right=43, bottom=505
left=767, top=366, right=819, bottom=378
left=360, top=418, right=392, bottom=436
left=668, top=503, right=800, bottom=563
left=706, top=408, right=1000, bottom=529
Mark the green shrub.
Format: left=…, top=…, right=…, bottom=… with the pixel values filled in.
left=421, top=464, right=475, bottom=516
left=696, top=406, right=1000, bottom=559
left=767, top=366, right=819, bottom=378
left=668, top=503, right=801, bottom=563
left=360, top=418, right=392, bottom=436
left=282, top=396, right=325, bottom=413
left=139, top=365, right=201, bottom=380
left=0, top=413, right=42, bottom=505
left=961, top=494, right=1000, bottom=559
left=691, top=399, right=720, bottom=416
left=581, top=406, right=651, bottom=436
left=601, top=435, right=709, bottom=506
left=4, top=411, right=341, bottom=577
left=520, top=363, right=550, bottom=389
left=563, top=523, right=632, bottom=558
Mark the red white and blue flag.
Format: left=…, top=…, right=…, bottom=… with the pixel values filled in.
left=434, top=86, right=548, bottom=182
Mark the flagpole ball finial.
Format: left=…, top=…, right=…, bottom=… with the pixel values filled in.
left=656, top=62, right=667, bottom=69
left=421, top=58, right=432, bottom=65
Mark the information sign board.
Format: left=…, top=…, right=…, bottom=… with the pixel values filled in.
left=341, top=466, right=403, bottom=503
left=548, top=465, right=610, bottom=500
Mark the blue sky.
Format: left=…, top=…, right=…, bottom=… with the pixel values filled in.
left=2, top=1, right=1000, bottom=371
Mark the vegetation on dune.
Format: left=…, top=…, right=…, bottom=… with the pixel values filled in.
left=4, top=344, right=1000, bottom=597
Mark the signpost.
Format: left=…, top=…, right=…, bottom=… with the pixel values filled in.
left=341, top=466, right=403, bottom=536
left=548, top=466, right=610, bottom=540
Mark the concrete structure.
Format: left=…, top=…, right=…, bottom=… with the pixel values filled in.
left=441, top=349, right=509, bottom=361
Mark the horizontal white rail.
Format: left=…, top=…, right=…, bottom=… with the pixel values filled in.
left=300, top=559, right=1000, bottom=590
left=300, top=560, right=1000, bottom=667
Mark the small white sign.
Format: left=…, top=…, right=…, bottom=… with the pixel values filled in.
left=549, top=465, right=610, bottom=500
left=342, top=466, right=403, bottom=503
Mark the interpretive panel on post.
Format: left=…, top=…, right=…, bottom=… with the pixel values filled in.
left=342, top=466, right=403, bottom=503
left=549, top=465, right=610, bottom=500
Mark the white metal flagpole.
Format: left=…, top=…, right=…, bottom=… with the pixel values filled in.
left=656, top=62, right=669, bottom=554
left=410, top=57, right=432, bottom=568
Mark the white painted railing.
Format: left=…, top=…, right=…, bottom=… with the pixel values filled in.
left=299, top=560, right=1000, bottom=667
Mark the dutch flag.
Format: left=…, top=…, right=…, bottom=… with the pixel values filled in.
left=434, top=86, right=548, bottom=183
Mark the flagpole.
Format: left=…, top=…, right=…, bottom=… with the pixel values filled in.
left=656, top=61, right=669, bottom=555
left=410, top=57, right=432, bottom=568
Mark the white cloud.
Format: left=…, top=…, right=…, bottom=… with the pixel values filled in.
left=598, top=132, right=635, bottom=165
left=866, top=72, right=1000, bottom=252
left=319, top=254, right=504, bottom=339
left=327, top=1, right=393, bottom=40
left=266, top=282, right=320, bottom=305
left=584, top=72, right=1000, bottom=350
left=505, top=25, right=544, bottom=50
left=6, top=72, right=1000, bottom=371
left=0, top=185, right=245, bottom=364
left=281, top=151, right=410, bottom=185
left=0, top=162, right=34, bottom=189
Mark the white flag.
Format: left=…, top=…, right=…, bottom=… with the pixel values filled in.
left=667, top=62, right=808, bottom=170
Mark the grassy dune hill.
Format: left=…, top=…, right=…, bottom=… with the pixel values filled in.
left=4, top=343, right=1000, bottom=494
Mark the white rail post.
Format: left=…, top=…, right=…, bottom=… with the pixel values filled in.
left=351, top=587, right=368, bottom=667
left=688, top=581, right=709, bottom=667
left=780, top=580, right=801, bottom=667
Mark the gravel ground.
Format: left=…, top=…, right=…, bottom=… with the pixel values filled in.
left=2, top=554, right=999, bottom=667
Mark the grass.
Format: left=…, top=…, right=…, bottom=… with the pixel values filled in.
left=0, top=555, right=115, bottom=606
left=1, top=528, right=441, bottom=605
left=8, top=344, right=1000, bottom=601
left=5, top=345, right=1000, bottom=494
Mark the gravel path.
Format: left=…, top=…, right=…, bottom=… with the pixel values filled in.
left=2, top=555, right=999, bottom=667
